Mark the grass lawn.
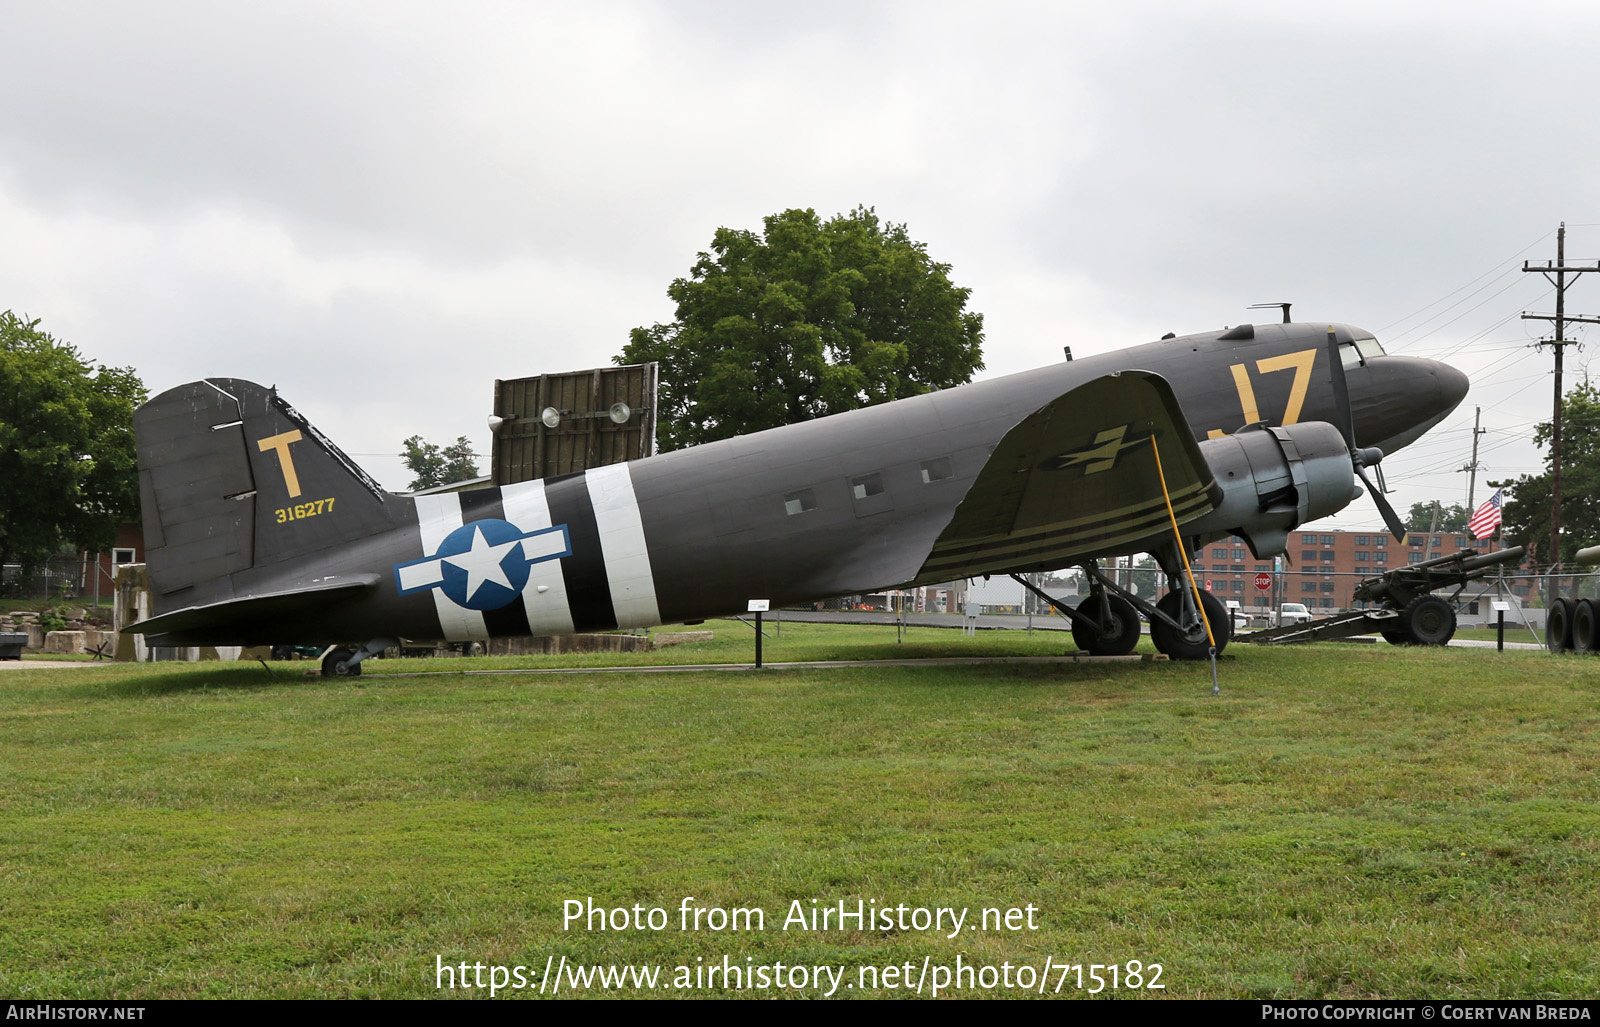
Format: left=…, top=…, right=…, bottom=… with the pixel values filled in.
left=1, top=630, right=1597, bottom=999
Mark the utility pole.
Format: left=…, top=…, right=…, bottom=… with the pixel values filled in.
left=1460, top=406, right=1485, bottom=511
left=1520, top=222, right=1600, bottom=566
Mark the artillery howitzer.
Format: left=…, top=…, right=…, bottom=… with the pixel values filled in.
left=1242, top=545, right=1526, bottom=647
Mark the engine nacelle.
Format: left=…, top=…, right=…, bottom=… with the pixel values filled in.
left=1185, top=421, right=1360, bottom=559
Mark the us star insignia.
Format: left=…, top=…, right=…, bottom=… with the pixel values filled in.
left=394, top=518, right=570, bottom=611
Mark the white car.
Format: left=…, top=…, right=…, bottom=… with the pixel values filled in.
left=1274, top=602, right=1313, bottom=626
left=1224, top=600, right=1251, bottom=631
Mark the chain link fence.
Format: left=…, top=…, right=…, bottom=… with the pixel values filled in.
left=0, top=554, right=120, bottom=606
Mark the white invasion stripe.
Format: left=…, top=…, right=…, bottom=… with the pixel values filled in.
left=396, top=558, right=446, bottom=592
left=501, top=479, right=576, bottom=636
left=411, top=493, right=487, bottom=642
left=586, top=463, right=661, bottom=629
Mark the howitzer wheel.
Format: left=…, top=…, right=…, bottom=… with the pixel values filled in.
left=1150, top=589, right=1230, bottom=660
left=1381, top=628, right=1407, bottom=646
left=1399, top=595, right=1456, bottom=646
left=1547, top=598, right=1576, bottom=653
left=1574, top=599, right=1600, bottom=654
left=1071, top=594, right=1143, bottom=656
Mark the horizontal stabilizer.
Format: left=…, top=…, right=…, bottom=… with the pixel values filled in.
left=129, top=575, right=380, bottom=638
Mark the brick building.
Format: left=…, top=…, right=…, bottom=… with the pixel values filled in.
left=1190, top=529, right=1535, bottom=614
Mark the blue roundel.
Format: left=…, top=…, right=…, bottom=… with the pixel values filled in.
left=435, top=518, right=532, bottom=611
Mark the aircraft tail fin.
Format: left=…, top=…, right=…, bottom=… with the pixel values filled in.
left=136, top=378, right=402, bottom=598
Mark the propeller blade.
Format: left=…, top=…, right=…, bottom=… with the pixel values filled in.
left=1357, top=464, right=1408, bottom=541
left=1325, top=326, right=1355, bottom=452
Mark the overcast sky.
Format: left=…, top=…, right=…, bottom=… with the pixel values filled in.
left=5, top=0, right=1600, bottom=534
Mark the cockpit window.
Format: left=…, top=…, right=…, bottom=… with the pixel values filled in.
left=1339, top=337, right=1387, bottom=368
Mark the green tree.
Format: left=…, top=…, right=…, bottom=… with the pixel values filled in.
left=401, top=435, right=479, bottom=491
left=1404, top=501, right=1470, bottom=534
left=0, top=312, right=145, bottom=588
left=619, top=206, right=985, bottom=450
left=1491, top=382, right=1600, bottom=565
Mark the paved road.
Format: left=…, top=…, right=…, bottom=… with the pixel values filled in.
left=745, top=609, right=1550, bottom=650
left=755, top=609, right=1074, bottom=631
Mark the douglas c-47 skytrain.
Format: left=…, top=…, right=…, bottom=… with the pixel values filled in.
left=130, top=319, right=1468, bottom=673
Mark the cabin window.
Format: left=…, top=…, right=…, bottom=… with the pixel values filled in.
left=784, top=489, right=817, bottom=516
left=851, top=473, right=885, bottom=500
left=920, top=457, right=954, bottom=484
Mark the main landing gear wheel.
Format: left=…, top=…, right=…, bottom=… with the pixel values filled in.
left=1071, top=594, right=1143, bottom=656
left=1398, top=595, right=1456, bottom=647
left=1150, top=590, right=1231, bottom=660
left=1547, top=597, right=1575, bottom=653
left=321, top=647, right=360, bottom=677
left=1573, top=599, right=1600, bottom=653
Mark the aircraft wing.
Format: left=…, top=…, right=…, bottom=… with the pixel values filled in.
left=917, top=370, right=1222, bottom=581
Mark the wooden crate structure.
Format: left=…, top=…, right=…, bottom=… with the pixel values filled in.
left=490, top=363, right=657, bottom=484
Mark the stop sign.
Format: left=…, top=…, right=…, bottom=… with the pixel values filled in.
left=1255, top=573, right=1273, bottom=591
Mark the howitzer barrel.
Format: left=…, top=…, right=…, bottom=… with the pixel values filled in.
left=1578, top=545, right=1600, bottom=567
left=1352, top=546, right=1525, bottom=605
left=1453, top=546, right=1526, bottom=574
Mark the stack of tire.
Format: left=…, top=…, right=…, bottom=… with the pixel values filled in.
left=1544, top=597, right=1600, bottom=653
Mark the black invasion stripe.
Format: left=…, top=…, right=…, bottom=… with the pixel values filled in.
left=927, top=492, right=1210, bottom=564
left=920, top=495, right=1213, bottom=576
left=545, top=473, right=617, bottom=632
left=455, top=488, right=534, bottom=637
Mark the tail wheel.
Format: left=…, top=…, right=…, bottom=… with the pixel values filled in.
left=321, top=647, right=361, bottom=677
left=1400, top=595, right=1456, bottom=646
left=1574, top=599, right=1600, bottom=654
left=1547, top=597, right=1575, bottom=653
left=1070, top=594, right=1143, bottom=656
left=1150, top=590, right=1231, bottom=660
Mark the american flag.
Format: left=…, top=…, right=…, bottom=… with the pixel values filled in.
left=1468, top=488, right=1503, bottom=540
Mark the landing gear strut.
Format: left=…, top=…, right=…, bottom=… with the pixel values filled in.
left=1012, top=548, right=1230, bottom=661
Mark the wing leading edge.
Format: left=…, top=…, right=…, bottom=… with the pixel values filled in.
left=917, top=370, right=1222, bottom=581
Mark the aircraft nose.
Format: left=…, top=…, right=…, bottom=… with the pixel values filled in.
left=1350, top=355, right=1469, bottom=454
left=1435, top=359, right=1470, bottom=412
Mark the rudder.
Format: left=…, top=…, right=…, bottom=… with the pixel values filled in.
left=136, top=378, right=401, bottom=598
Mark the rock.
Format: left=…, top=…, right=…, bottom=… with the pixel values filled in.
left=43, top=630, right=87, bottom=654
